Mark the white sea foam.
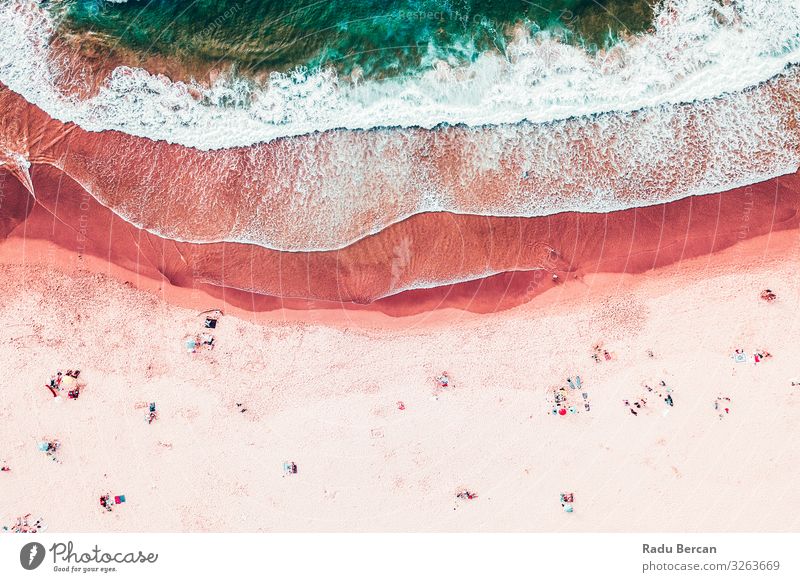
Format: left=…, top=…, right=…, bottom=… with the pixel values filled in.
left=0, top=0, right=799, bottom=149
left=22, top=67, right=799, bottom=254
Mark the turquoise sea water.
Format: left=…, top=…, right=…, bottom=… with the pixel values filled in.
left=51, top=0, right=655, bottom=79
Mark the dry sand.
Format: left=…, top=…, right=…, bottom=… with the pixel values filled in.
left=1, top=230, right=800, bottom=532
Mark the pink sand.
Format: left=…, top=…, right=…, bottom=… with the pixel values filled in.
left=1, top=229, right=799, bottom=531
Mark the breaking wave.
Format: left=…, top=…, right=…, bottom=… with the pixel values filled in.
left=0, top=0, right=799, bottom=149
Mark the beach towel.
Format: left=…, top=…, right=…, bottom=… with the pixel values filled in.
left=37, top=442, right=48, bottom=452
left=114, top=495, right=126, bottom=504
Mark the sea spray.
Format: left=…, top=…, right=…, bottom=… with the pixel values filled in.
left=2, top=68, right=797, bottom=253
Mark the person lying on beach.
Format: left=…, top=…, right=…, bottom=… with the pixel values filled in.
left=8, top=514, right=39, bottom=533
left=43, top=440, right=61, bottom=461
left=99, top=494, right=114, bottom=512
left=146, top=403, right=158, bottom=424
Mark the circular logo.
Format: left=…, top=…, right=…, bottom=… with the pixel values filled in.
left=20, top=542, right=46, bottom=570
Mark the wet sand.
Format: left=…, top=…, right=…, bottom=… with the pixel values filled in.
left=2, top=159, right=800, bottom=315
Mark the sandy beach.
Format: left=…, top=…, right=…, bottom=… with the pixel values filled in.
left=2, top=0, right=800, bottom=536
left=2, top=226, right=799, bottom=532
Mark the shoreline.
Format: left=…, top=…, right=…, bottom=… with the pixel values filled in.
left=2, top=212, right=799, bottom=328
left=2, top=157, right=799, bottom=317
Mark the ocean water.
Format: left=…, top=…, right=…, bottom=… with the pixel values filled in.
left=53, top=0, right=655, bottom=79
left=2, top=0, right=799, bottom=148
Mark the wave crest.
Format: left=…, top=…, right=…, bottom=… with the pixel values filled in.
left=1, top=0, right=799, bottom=148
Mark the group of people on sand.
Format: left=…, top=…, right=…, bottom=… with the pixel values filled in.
left=45, top=369, right=82, bottom=399
left=453, top=489, right=478, bottom=509
left=456, top=489, right=478, bottom=501
left=714, top=396, right=732, bottom=419
left=624, top=380, right=674, bottom=416
left=9, top=369, right=83, bottom=532
left=3, top=514, right=45, bottom=533
left=38, top=439, right=61, bottom=463
left=185, top=311, right=222, bottom=354
left=98, top=493, right=125, bottom=512
left=431, top=371, right=453, bottom=399
left=99, top=493, right=118, bottom=512
left=591, top=344, right=613, bottom=363
left=185, top=332, right=215, bottom=354
left=552, top=375, right=591, bottom=416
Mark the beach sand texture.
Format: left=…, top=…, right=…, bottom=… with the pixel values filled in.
left=1, top=228, right=799, bottom=532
